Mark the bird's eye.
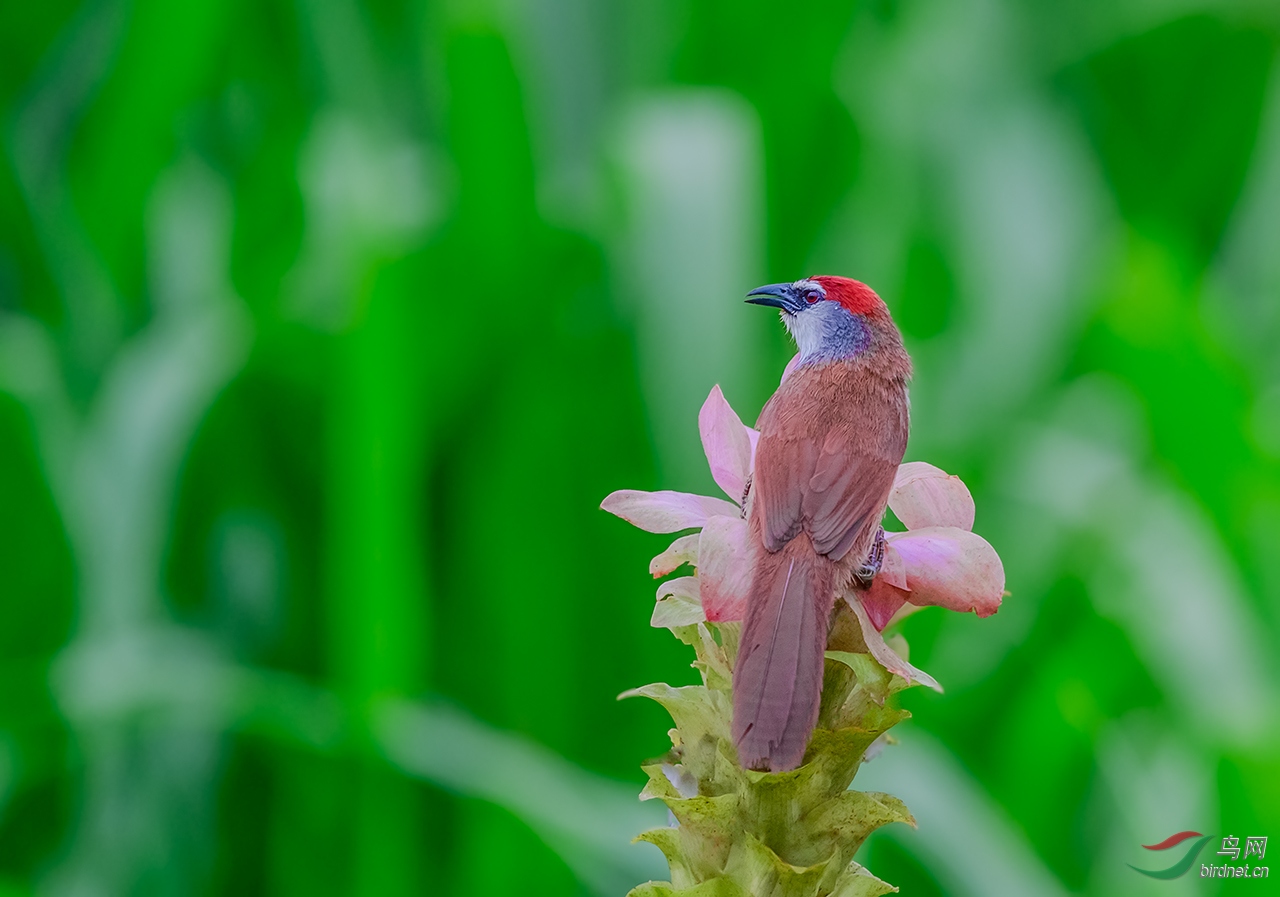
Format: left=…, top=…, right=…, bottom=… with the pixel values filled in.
left=805, top=290, right=821, bottom=304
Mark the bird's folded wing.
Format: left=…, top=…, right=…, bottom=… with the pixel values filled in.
left=755, top=436, right=815, bottom=550
left=755, top=428, right=900, bottom=562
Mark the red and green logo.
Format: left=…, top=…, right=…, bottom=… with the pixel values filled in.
left=1130, top=831, right=1214, bottom=879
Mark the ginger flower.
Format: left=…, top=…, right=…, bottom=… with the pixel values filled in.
left=602, top=377, right=1005, bottom=691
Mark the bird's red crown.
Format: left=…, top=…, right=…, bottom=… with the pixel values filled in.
left=812, top=276, right=888, bottom=318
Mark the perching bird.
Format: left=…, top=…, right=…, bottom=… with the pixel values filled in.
left=733, top=276, right=911, bottom=772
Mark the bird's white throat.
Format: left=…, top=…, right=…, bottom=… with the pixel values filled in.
left=783, top=301, right=870, bottom=363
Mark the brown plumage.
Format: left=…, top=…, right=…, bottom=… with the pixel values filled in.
left=733, top=276, right=911, bottom=772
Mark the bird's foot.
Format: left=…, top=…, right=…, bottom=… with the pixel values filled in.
left=853, top=526, right=886, bottom=589
left=739, top=474, right=752, bottom=518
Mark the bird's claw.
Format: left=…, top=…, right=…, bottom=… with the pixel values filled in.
left=853, top=526, right=886, bottom=589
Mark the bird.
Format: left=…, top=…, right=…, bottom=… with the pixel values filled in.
left=732, top=275, right=912, bottom=772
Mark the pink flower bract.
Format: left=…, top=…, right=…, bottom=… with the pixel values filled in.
left=602, top=374, right=1006, bottom=688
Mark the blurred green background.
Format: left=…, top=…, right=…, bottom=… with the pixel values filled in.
left=2, top=1, right=1279, bottom=895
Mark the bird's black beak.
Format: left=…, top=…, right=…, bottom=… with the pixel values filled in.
left=745, top=282, right=801, bottom=312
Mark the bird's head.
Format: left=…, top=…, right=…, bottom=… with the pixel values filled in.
left=745, top=275, right=897, bottom=363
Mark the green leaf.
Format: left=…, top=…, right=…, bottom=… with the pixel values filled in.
left=629, top=580, right=916, bottom=894
left=824, top=651, right=897, bottom=704
left=691, top=623, right=733, bottom=690
left=712, top=621, right=742, bottom=669
left=635, top=792, right=740, bottom=887
left=708, top=735, right=750, bottom=795
left=827, top=861, right=899, bottom=897
left=639, top=763, right=689, bottom=802
left=628, top=877, right=752, bottom=897
left=618, top=683, right=732, bottom=782
left=636, top=828, right=698, bottom=889
left=619, top=684, right=731, bottom=747
left=742, top=724, right=904, bottom=822
left=786, top=790, right=916, bottom=869
left=653, top=577, right=707, bottom=627
left=722, top=831, right=830, bottom=897
left=820, top=650, right=914, bottom=730
left=665, top=792, right=741, bottom=878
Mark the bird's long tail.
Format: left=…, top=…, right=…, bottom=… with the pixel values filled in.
left=731, top=536, right=835, bottom=772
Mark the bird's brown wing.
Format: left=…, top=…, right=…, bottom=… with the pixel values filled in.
left=754, top=435, right=814, bottom=550
left=755, top=427, right=902, bottom=562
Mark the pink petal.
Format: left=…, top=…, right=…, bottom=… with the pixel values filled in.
left=886, top=526, right=1004, bottom=617
left=879, top=540, right=910, bottom=591
left=696, top=515, right=751, bottom=622
left=889, top=462, right=976, bottom=531
left=698, top=385, right=754, bottom=503
left=650, top=533, right=700, bottom=578
left=844, top=592, right=942, bottom=692
left=781, top=353, right=801, bottom=383
left=860, top=577, right=909, bottom=632
left=857, top=540, right=910, bottom=631
left=600, top=490, right=740, bottom=533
